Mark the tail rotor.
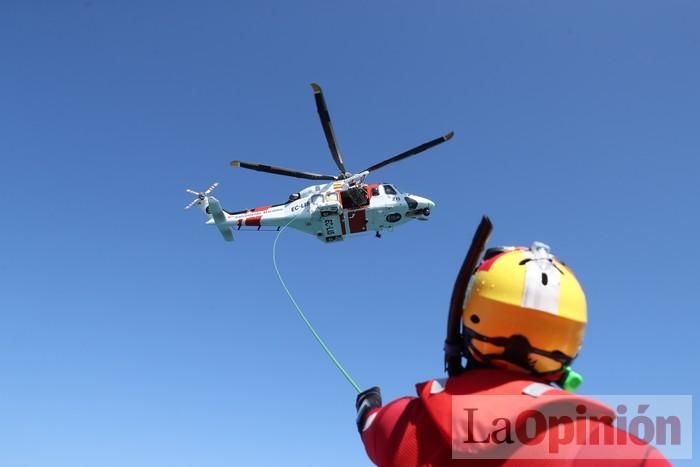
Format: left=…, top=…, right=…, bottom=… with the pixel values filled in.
left=184, top=182, right=219, bottom=210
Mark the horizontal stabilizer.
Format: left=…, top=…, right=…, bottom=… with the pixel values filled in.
left=217, top=224, right=234, bottom=242
left=208, top=197, right=234, bottom=242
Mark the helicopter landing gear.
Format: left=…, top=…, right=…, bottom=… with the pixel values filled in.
left=376, top=231, right=382, bottom=239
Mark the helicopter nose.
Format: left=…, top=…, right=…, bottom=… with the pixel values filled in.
left=414, top=195, right=434, bottom=209
left=409, top=195, right=435, bottom=215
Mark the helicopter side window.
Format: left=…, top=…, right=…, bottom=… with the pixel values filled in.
left=371, top=187, right=380, bottom=196
left=382, top=184, right=397, bottom=195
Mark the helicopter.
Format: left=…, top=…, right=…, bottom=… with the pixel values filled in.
left=185, top=83, right=453, bottom=243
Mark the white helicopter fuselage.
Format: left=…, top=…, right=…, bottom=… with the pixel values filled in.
left=198, top=179, right=434, bottom=242
left=186, top=83, right=451, bottom=243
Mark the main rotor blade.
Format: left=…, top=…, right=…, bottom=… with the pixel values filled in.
left=311, top=83, right=347, bottom=176
left=362, top=131, right=454, bottom=173
left=231, top=160, right=338, bottom=181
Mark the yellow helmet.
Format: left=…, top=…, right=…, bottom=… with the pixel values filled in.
left=462, top=242, right=587, bottom=381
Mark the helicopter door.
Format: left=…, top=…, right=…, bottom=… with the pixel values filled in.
left=347, top=209, right=367, bottom=234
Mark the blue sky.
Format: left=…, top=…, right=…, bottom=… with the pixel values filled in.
left=1, top=1, right=698, bottom=466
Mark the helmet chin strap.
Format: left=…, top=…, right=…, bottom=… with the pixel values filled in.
left=462, top=327, right=584, bottom=391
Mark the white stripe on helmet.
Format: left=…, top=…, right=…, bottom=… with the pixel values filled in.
left=521, top=242, right=561, bottom=314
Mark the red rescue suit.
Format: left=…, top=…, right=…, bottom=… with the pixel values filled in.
left=360, top=369, right=670, bottom=467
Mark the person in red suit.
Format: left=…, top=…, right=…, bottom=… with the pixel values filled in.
left=356, top=218, right=671, bottom=466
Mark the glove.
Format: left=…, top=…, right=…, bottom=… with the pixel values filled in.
left=355, top=386, right=382, bottom=433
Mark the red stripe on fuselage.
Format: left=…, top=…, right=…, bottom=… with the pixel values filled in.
left=349, top=209, right=367, bottom=233
left=245, top=216, right=262, bottom=226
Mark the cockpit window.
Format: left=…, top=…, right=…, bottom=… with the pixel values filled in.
left=383, top=184, right=398, bottom=195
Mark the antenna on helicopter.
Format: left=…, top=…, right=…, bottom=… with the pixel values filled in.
left=184, top=182, right=219, bottom=209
